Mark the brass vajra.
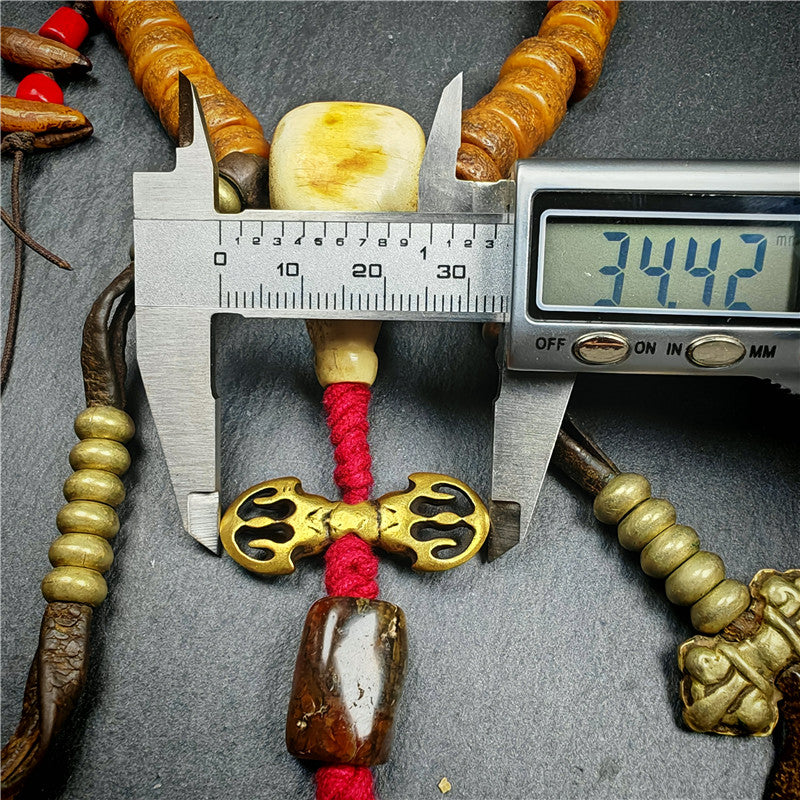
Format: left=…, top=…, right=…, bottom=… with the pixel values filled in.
left=679, top=569, right=800, bottom=736
left=220, top=473, right=491, bottom=574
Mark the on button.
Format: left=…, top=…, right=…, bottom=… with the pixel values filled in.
left=687, top=335, right=746, bottom=368
left=573, top=332, right=630, bottom=365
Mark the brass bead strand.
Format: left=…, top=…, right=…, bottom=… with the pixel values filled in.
left=593, top=473, right=752, bottom=634
left=41, top=405, right=134, bottom=608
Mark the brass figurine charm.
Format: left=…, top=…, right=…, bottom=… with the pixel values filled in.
left=679, top=569, right=800, bottom=737
left=220, top=473, right=490, bottom=575
left=587, top=467, right=799, bottom=749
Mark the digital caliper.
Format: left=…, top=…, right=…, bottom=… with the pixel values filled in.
left=134, top=75, right=799, bottom=556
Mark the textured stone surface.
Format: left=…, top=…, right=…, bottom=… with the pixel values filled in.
left=287, top=597, right=407, bottom=765
left=2, top=3, right=799, bottom=799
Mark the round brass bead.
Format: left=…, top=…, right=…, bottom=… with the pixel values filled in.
left=689, top=579, right=752, bottom=634
left=593, top=473, right=651, bottom=525
left=617, top=498, right=677, bottom=552
left=41, top=566, right=108, bottom=607
left=74, top=406, right=135, bottom=443
left=49, top=533, right=114, bottom=573
left=63, top=469, right=125, bottom=507
left=69, top=438, right=131, bottom=476
left=57, top=500, right=120, bottom=539
left=218, top=176, right=243, bottom=213
left=665, top=551, right=726, bottom=606
left=640, top=524, right=700, bottom=578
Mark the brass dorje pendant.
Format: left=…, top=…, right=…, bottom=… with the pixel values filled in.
left=220, top=473, right=490, bottom=575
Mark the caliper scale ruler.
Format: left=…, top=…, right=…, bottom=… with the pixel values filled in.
left=135, top=215, right=513, bottom=321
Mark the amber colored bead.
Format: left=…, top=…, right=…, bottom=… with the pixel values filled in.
left=39, top=7, right=90, bottom=49
left=16, top=72, right=64, bottom=105
left=286, top=596, right=407, bottom=766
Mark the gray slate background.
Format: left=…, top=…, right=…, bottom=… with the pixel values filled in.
left=2, top=2, right=799, bottom=799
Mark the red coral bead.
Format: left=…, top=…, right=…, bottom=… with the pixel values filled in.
left=39, top=7, right=89, bottom=49
left=16, top=73, right=64, bottom=105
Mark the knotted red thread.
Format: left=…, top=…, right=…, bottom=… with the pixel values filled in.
left=316, top=764, right=376, bottom=800
left=317, top=381, right=380, bottom=800
left=323, top=382, right=374, bottom=504
left=322, top=381, right=379, bottom=599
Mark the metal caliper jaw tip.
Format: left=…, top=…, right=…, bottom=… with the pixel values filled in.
left=188, top=493, right=222, bottom=554
left=418, top=72, right=514, bottom=215
left=487, top=501, right=522, bottom=561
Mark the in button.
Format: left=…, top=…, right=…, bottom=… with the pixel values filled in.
left=573, top=332, right=630, bottom=365
left=687, top=335, right=746, bottom=368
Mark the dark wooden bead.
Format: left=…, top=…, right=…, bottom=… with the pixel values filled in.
left=217, top=151, right=269, bottom=209
left=286, top=596, right=407, bottom=766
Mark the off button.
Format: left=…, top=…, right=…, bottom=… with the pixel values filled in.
left=573, top=332, right=630, bottom=365
left=687, top=335, right=746, bottom=367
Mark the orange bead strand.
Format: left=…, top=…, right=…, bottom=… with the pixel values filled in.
left=457, top=0, right=620, bottom=181
left=93, top=0, right=269, bottom=161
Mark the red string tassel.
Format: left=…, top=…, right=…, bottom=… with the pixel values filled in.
left=316, top=381, right=379, bottom=800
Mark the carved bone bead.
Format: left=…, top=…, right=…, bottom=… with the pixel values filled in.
left=286, top=597, right=408, bottom=766
left=269, top=101, right=425, bottom=213
left=269, top=101, right=425, bottom=387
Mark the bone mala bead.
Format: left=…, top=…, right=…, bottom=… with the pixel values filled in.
left=594, top=473, right=751, bottom=634
left=93, top=1, right=269, bottom=161
left=457, top=0, right=620, bottom=181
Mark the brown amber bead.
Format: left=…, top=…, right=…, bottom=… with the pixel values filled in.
left=286, top=596, right=407, bottom=766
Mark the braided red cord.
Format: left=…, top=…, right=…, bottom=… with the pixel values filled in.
left=316, top=764, right=376, bottom=800
left=323, top=381, right=374, bottom=504
left=316, top=381, right=379, bottom=800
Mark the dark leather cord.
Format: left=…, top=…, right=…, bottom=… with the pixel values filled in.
left=81, top=262, right=134, bottom=408
left=551, top=413, right=620, bottom=496
left=767, top=665, right=800, bottom=800
left=1, top=133, right=72, bottom=395
left=1, top=262, right=135, bottom=798
left=1, top=604, right=93, bottom=799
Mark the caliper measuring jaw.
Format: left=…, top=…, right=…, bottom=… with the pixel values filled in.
left=417, top=75, right=574, bottom=562
left=133, top=79, right=226, bottom=551
left=134, top=74, right=535, bottom=554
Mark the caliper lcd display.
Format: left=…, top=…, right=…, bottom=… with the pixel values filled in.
left=537, top=213, right=799, bottom=317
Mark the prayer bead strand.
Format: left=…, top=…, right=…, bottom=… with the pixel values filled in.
left=594, top=473, right=752, bottom=634
left=41, top=406, right=134, bottom=608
